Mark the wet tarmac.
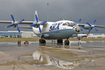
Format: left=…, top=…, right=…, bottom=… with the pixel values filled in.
left=0, top=41, right=105, bottom=70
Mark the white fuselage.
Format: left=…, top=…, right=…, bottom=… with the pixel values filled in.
left=32, top=20, right=80, bottom=39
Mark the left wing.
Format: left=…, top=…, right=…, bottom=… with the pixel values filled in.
left=0, top=20, right=33, bottom=25
left=0, top=10, right=47, bottom=33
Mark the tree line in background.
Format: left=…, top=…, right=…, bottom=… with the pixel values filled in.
left=0, top=35, right=22, bottom=38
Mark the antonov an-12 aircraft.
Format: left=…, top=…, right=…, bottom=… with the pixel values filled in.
left=0, top=10, right=105, bottom=45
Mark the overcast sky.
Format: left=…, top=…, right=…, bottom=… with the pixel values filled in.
left=0, top=0, right=105, bottom=33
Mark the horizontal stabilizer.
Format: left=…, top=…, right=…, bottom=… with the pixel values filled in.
left=78, top=34, right=87, bottom=37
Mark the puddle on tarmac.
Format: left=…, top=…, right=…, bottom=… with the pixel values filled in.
left=0, top=41, right=105, bottom=70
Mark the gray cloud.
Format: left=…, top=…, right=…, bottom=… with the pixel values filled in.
left=0, top=0, right=105, bottom=33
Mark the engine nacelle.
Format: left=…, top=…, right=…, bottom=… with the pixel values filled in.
left=72, top=34, right=87, bottom=37
left=11, top=21, right=17, bottom=28
left=41, top=34, right=49, bottom=38
left=73, top=25, right=80, bottom=33
left=83, top=25, right=90, bottom=29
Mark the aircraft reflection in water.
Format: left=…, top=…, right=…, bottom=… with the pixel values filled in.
left=1, top=44, right=103, bottom=70
left=32, top=50, right=79, bottom=69
left=18, top=44, right=81, bottom=69
left=0, top=44, right=105, bottom=70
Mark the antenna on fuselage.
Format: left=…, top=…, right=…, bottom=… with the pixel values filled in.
left=46, top=2, right=50, bottom=21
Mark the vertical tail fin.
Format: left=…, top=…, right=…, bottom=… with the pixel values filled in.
left=34, top=10, right=38, bottom=22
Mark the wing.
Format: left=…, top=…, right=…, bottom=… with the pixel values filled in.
left=0, top=20, right=33, bottom=25
left=78, top=24, right=105, bottom=28
left=19, top=27, right=32, bottom=29
left=94, top=25, right=105, bottom=28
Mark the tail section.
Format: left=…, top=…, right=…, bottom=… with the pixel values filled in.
left=34, top=10, right=38, bottom=22
left=30, top=10, right=47, bottom=33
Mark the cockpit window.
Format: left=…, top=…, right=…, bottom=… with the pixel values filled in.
left=63, top=23, right=66, bottom=25
left=63, top=22, right=76, bottom=26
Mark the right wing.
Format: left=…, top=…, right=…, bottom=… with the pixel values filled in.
left=19, top=27, right=32, bottom=29
left=78, top=24, right=105, bottom=28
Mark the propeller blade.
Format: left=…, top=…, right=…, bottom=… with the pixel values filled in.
left=30, top=62, right=34, bottom=65
left=11, top=14, right=15, bottom=22
left=57, top=60, right=60, bottom=66
left=88, top=29, right=92, bottom=33
left=94, top=28, right=98, bottom=32
left=12, top=66, right=15, bottom=70
left=92, top=20, right=96, bottom=25
left=86, top=60, right=91, bottom=65
left=92, top=60, right=96, bottom=66
left=86, top=22, right=91, bottom=26
left=80, top=27, right=83, bottom=31
left=17, top=19, right=25, bottom=23
left=17, top=56, right=20, bottom=61
left=79, top=56, right=83, bottom=59
left=40, top=21, right=47, bottom=24
left=39, top=26, right=41, bottom=33
left=77, top=18, right=82, bottom=24
left=6, top=24, right=14, bottom=28
left=16, top=25, right=20, bottom=32
left=30, top=24, right=37, bottom=27
left=39, top=55, right=41, bottom=62
left=79, top=65, right=82, bottom=68
left=35, top=15, right=38, bottom=22
left=6, top=61, right=12, bottom=64
left=88, top=52, right=91, bottom=55
left=94, top=54, right=98, bottom=58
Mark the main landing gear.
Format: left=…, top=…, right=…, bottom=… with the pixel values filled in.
left=39, top=39, right=46, bottom=43
left=57, top=39, right=63, bottom=44
left=57, top=39, right=69, bottom=45
left=39, top=39, right=70, bottom=45
left=64, top=39, right=69, bottom=45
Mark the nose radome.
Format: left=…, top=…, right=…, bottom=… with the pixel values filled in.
left=74, top=26, right=80, bottom=33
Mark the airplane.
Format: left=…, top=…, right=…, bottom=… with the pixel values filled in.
left=0, top=10, right=105, bottom=45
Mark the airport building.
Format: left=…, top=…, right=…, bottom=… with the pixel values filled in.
left=21, top=31, right=37, bottom=38
left=0, top=31, right=22, bottom=38
left=0, top=31, right=37, bottom=38
left=87, top=33, right=105, bottom=38
left=0, top=31, right=105, bottom=38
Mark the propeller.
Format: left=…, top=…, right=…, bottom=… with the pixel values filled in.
left=30, top=10, right=47, bottom=33
left=86, top=52, right=97, bottom=67
left=6, top=13, right=25, bottom=33
left=86, top=19, right=98, bottom=33
left=69, top=18, right=83, bottom=31
left=77, top=18, right=83, bottom=31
